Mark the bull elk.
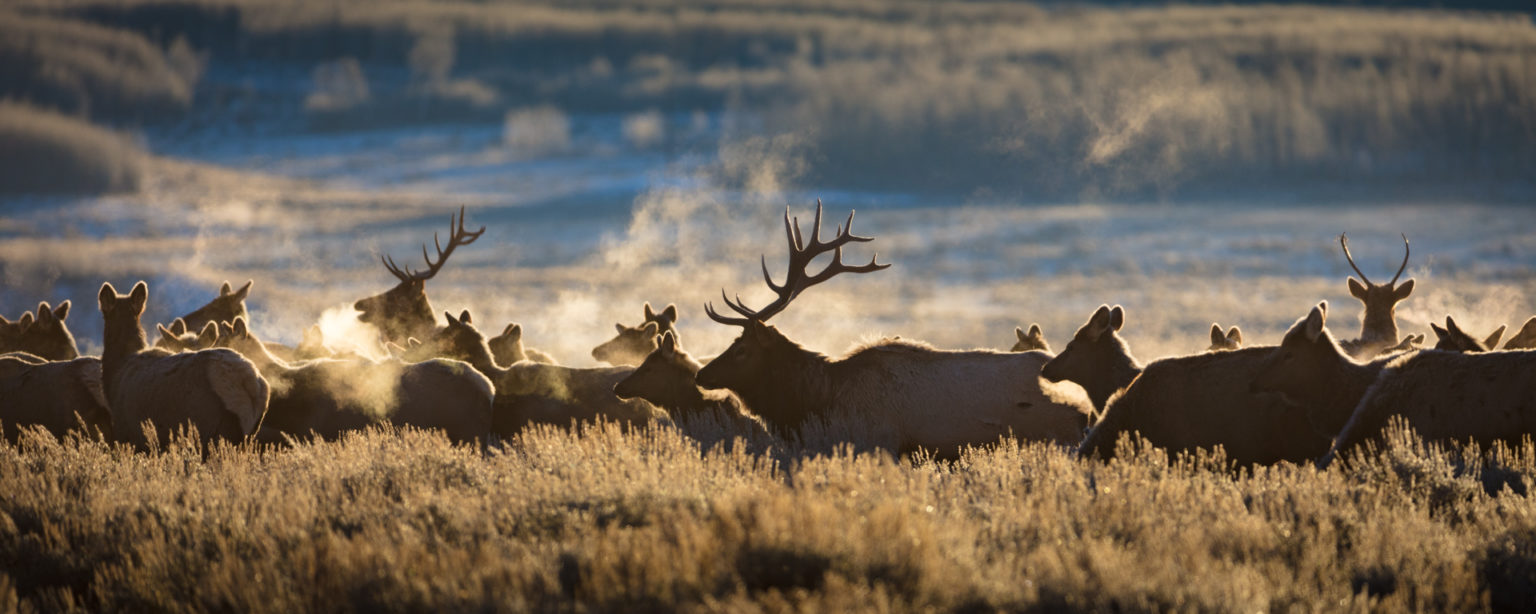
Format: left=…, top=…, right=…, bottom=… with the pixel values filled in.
left=98, top=282, right=270, bottom=450
left=0, top=301, right=79, bottom=360
left=1047, top=305, right=1330, bottom=465
left=1430, top=315, right=1504, bottom=353
left=355, top=206, right=484, bottom=343
left=1337, top=233, right=1415, bottom=360
left=593, top=303, right=680, bottom=366
left=1011, top=324, right=1051, bottom=353
left=695, top=202, right=1091, bottom=456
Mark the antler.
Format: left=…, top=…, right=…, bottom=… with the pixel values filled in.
left=1339, top=232, right=1410, bottom=286
left=706, top=200, right=889, bottom=326
left=383, top=206, right=486, bottom=282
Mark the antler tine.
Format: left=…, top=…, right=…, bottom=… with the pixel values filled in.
left=382, top=254, right=413, bottom=282
left=414, top=206, right=487, bottom=281
left=1339, top=232, right=1371, bottom=284
left=1390, top=233, right=1410, bottom=285
left=704, top=296, right=753, bottom=326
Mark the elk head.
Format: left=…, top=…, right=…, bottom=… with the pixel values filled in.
left=1011, top=323, right=1051, bottom=353
left=18, top=300, right=79, bottom=360
left=1207, top=323, right=1242, bottom=352
left=177, top=280, right=252, bottom=332
left=98, top=281, right=150, bottom=364
left=415, top=310, right=497, bottom=371
left=1039, top=305, right=1133, bottom=411
left=355, top=206, right=484, bottom=344
left=613, top=331, right=702, bottom=407
left=593, top=302, right=678, bottom=366
left=1430, top=315, right=1504, bottom=353
left=695, top=201, right=888, bottom=394
left=1339, top=233, right=1414, bottom=353
left=488, top=322, right=529, bottom=366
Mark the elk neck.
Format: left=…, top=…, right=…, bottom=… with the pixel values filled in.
left=100, top=312, right=148, bottom=387
left=735, top=341, right=833, bottom=435
left=1083, top=352, right=1143, bottom=412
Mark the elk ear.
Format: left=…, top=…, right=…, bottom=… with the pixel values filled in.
left=615, top=323, right=627, bottom=334
left=157, top=323, right=177, bottom=342
left=1429, top=322, right=1448, bottom=341
left=1227, top=326, right=1242, bottom=345
left=171, top=318, right=188, bottom=336
left=16, top=312, right=32, bottom=330
left=1445, top=315, right=1465, bottom=338
left=1304, top=304, right=1327, bottom=342
left=508, top=324, right=522, bottom=340
left=199, top=321, right=221, bottom=345
left=1086, top=305, right=1113, bottom=338
left=644, top=302, right=657, bottom=320
left=444, top=311, right=459, bottom=326
left=219, top=320, right=235, bottom=338
left=233, top=280, right=253, bottom=301
left=36, top=302, right=55, bottom=326
left=458, top=310, right=472, bottom=325
left=1109, top=306, right=1125, bottom=331
left=1485, top=325, right=1506, bottom=349
left=220, top=281, right=233, bottom=296
left=662, top=304, right=677, bottom=322
left=1347, top=278, right=1368, bottom=299
left=1209, top=324, right=1224, bottom=346
left=1027, top=323, right=1042, bottom=338
left=641, top=321, right=659, bottom=337
left=52, top=300, right=69, bottom=322
left=232, top=317, right=249, bottom=338
left=659, top=330, right=676, bottom=353
left=1016, top=326, right=1028, bottom=342
left=127, top=282, right=148, bottom=314
left=98, top=283, right=117, bottom=312
left=1412, top=333, right=1425, bottom=344
left=1393, top=279, right=1414, bottom=301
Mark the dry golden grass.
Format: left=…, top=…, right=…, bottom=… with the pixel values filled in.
left=2, top=419, right=1533, bottom=612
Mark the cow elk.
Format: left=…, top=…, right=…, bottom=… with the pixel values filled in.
left=213, top=317, right=493, bottom=446
left=593, top=303, right=679, bottom=366
left=176, top=280, right=251, bottom=332
left=1207, top=324, right=1242, bottom=352
left=354, top=206, right=484, bottom=344
left=1337, top=233, right=1415, bottom=359
left=1011, top=324, right=1051, bottom=353
left=1430, top=316, right=1504, bottom=353
left=614, top=331, right=771, bottom=449
left=420, top=310, right=664, bottom=437
left=98, top=282, right=270, bottom=450
left=695, top=202, right=1091, bottom=456
left=1047, top=305, right=1330, bottom=466
left=155, top=319, right=218, bottom=352
left=0, top=301, right=79, bottom=360
left=1501, top=317, right=1536, bottom=350
left=0, top=352, right=112, bottom=442
left=489, top=323, right=556, bottom=366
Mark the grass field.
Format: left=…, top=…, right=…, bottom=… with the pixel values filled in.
left=1, top=421, right=1533, bottom=612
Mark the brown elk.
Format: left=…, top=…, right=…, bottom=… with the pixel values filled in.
left=1049, top=305, right=1330, bottom=465
left=155, top=319, right=218, bottom=352
left=354, top=206, right=484, bottom=343
left=0, top=352, right=111, bottom=442
left=593, top=303, right=679, bottom=366
left=694, top=202, right=1091, bottom=455
left=98, top=282, right=270, bottom=450
left=1011, top=324, right=1051, bottom=353
left=1501, top=317, right=1536, bottom=350
left=1337, top=233, right=1415, bottom=359
left=212, top=317, right=493, bottom=445
left=1430, top=316, right=1504, bottom=353
left=176, top=280, right=251, bottom=332
left=1207, top=323, right=1243, bottom=352
left=417, top=310, right=664, bottom=437
left=613, top=331, right=771, bottom=448
left=0, top=301, right=79, bottom=360
left=488, top=323, right=557, bottom=365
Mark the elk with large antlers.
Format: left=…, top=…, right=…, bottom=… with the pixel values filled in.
left=1337, top=233, right=1415, bottom=360
left=694, top=201, right=1092, bottom=456
left=355, top=206, right=485, bottom=344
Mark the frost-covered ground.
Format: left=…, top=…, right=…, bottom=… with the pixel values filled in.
left=2, top=118, right=1533, bottom=364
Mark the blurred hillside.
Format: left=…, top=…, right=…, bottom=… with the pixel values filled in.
left=3, top=0, right=1535, bottom=199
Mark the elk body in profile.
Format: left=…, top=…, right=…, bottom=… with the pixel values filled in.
left=695, top=203, right=1091, bottom=456
left=355, top=206, right=484, bottom=344
left=593, top=303, right=679, bottom=366
left=1207, top=324, right=1243, bottom=352
left=417, top=311, right=664, bottom=437
left=614, top=331, right=771, bottom=448
left=1337, top=233, right=1415, bottom=360
left=1011, top=324, right=1051, bottom=353
left=212, top=318, right=493, bottom=445
left=97, top=282, right=270, bottom=450
left=0, top=351, right=111, bottom=442
left=1430, top=316, right=1504, bottom=353
left=1045, top=305, right=1330, bottom=466
left=0, top=301, right=79, bottom=360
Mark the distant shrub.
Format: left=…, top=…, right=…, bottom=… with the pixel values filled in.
left=0, top=12, right=193, bottom=122
left=0, top=102, right=145, bottom=196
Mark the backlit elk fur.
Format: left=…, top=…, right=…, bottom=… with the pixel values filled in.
left=1337, top=233, right=1415, bottom=359
left=355, top=206, right=484, bottom=344
left=98, top=282, right=269, bottom=450
left=418, top=310, right=663, bottom=437
left=212, top=318, right=493, bottom=446
left=1207, top=324, right=1243, bottom=352
left=696, top=202, right=1091, bottom=456
left=1504, top=317, right=1536, bottom=350
left=488, top=323, right=556, bottom=365
left=593, top=303, right=680, bottom=366
left=0, top=301, right=79, bottom=360
left=176, top=280, right=251, bottom=332
left=1430, top=315, right=1504, bottom=353
left=0, top=351, right=111, bottom=442
left=1010, top=324, right=1051, bottom=353
left=1045, top=305, right=1329, bottom=466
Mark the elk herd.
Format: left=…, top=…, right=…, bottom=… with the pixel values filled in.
left=2, top=204, right=1535, bottom=470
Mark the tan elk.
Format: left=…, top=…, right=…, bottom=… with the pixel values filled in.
left=694, top=202, right=1091, bottom=456
left=1207, top=324, right=1242, bottom=352
left=1430, top=315, right=1504, bottom=353
left=212, top=318, right=493, bottom=445
left=1502, top=317, right=1536, bottom=350
left=0, top=352, right=112, bottom=442
left=1337, top=233, right=1415, bottom=359
left=614, top=331, right=772, bottom=449
left=175, top=280, right=251, bottom=332
left=155, top=319, right=218, bottom=352
left=415, top=310, right=664, bottom=437
left=98, top=282, right=270, bottom=450
left=354, top=206, right=484, bottom=343
left=1045, top=305, right=1330, bottom=465
left=488, top=323, right=556, bottom=365
left=0, top=301, right=79, bottom=360
left=1011, top=324, right=1051, bottom=353
left=593, top=303, right=679, bottom=366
